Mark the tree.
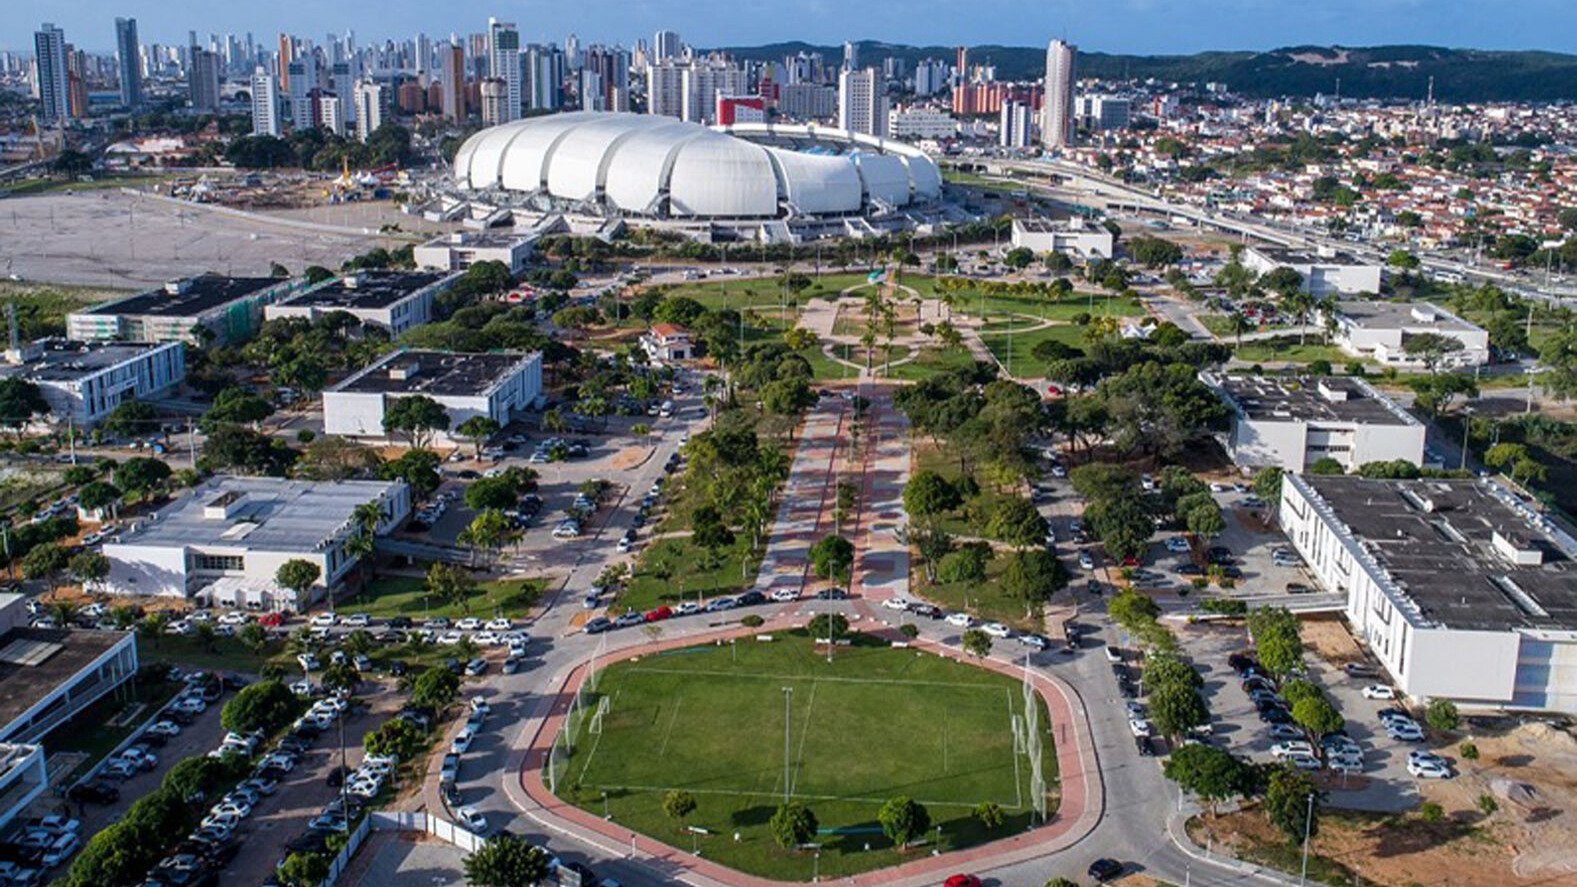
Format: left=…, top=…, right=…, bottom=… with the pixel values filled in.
left=1150, top=681, right=1210, bottom=737
left=768, top=802, right=818, bottom=849
left=877, top=796, right=931, bottom=848
left=104, top=399, right=157, bottom=439
left=69, top=551, right=110, bottom=590
left=276, top=559, right=322, bottom=604
left=1247, top=607, right=1303, bottom=675
left=1084, top=494, right=1154, bottom=563
left=411, top=665, right=460, bottom=710
left=463, top=834, right=554, bottom=887
left=276, top=851, right=331, bottom=887
left=1108, top=588, right=1161, bottom=632
left=321, top=662, right=360, bottom=694
left=1402, top=332, right=1464, bottom=372
left=203, top=386, right=275, bottom=428
left=973, top=801, right=1005, bottom=830
left=1163, top=744, right=1252, bottom=815
left=382, top=395, right=451, bottom=448
left=986, top=497, right=1049, bottom=550
left=455, top=416, right=502, bottom=458
left=459, top=508, right=517, bottom=567
left=1264, top=766, right=1320, bottom=843
left=1409, top=372, right=1478, bottom=417
left=221, top=680, right=299, bottom=734
left=77, top=480, right=122, bottom=519
left=0, top=378, right=48, bottom=434
left=1291, top=695, right=1345, bottom=737
left=903, top=471, right=961, bottom=525
left=1307, top=456, right=1345, bottom=475
left=239, top=621, right=269, bottom=654
left=691, top=505, right=736, bottom=554
left=1128, top=235, right=1184, bottom=268
left=1425, top=698, right=1460, bottom=733
left=380, top=448, right=442, bottom=498
left=1186, top=502, right=1227, bottom=542
left=662, top=790, right=698, bottom=822
left=806, top=612, right=850, bottom=641
left=1000, top=550, right=1069, bottom=605
left=962, top=628, right=992, bottom=657
left=363, top=717, right=425, bottom=761
left=21, top=543, right=70, bottom=589
left=114, top=456, right=172, bottom=501
left=427, top=561, right=478, bottom=612
left=809, top=534, right=855, bottom=582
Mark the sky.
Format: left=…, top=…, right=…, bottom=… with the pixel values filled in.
left=6, top=0, right=1577, bottom=55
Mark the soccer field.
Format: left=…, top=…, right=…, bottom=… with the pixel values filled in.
left=550, top=634, right=1057, bottom=880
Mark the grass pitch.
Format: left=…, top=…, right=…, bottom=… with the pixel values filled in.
left=551, top=632, right=1056, bottom=879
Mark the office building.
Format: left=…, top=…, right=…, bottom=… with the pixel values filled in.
left=324, top=349, right=544, bottom=443
left=1009, top=217, right=1113, bottom=258
left=1327, top=301, right=1491, bottom=369
left=441, top=42, right=466, bottom=120
left=913, top=59, right=949, bottom=97
left=104, top=477, right=411, bottom=608
left=479, top=78, right=508, bottom=125
left=843, top=41, right=860, bottom=71
left=646, top=61, right=686, bottom=119
left=278, top=33, right=295, bottom=91
left=488, top=18, right=522, bottom=121
left=524, top=44, right=563, bottom=111
left=1000, top=99, right=1034, bottom=148
left=1040, top=39, right=1076, bottom=148
left=287, top=58, right=316, bottom=128
left=353, top=79, right=384, bottom=141
left=1280, top=474, right=1577, bottom=713
left=69, top=275, right=300, bottom=346
left=1243, top=245, right=1383, bottom=296
left=838, top=67, right=887, bottom=137
left=66, top=46, right=90, bottom=119
left=778, top=82, right=836, bottom=120
left=1200, top=373, right=1425, bottom=472
left=188, top=47, right=221, bottom=113
left=715, top=95, right=765, bottom=126
left=331, top=61, right=355, bottom=123
left=1079, top=94, right=1130, bottom=130
left=115, top=17, right=142, bottom=110
left=250, top=67, right=280, bottom=135
left=315, top=92, right=344, bottom=136
left=653, top=30, right=682, bottom=63
left=266, top=271, right=456, bottom=335
left=887, top=107, right=955, bottom=141
left=0, top=339, right=185, bottom=428
left=681, top=63, right=746, bottom=124
left=414, top=232, right=536, bottom=275
left=33, top=23, right=70, bottom=123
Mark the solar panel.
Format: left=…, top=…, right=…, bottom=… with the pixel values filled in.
left=0, top=638, right=62, bottom=667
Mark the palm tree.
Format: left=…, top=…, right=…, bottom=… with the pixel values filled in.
left=139, top=612, right=170, bottom=649
left=1228, top=310, right=1252, bottom=348
left=542, top=408, right=568, bottom=435
left=49, top=601, right=80, bottom=629
left=1314, top=296, right=1340, bottom=344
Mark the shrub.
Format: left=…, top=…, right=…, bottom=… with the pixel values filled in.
left=1419, top=801, right=1444, bottom=822
left=1425, top=698, right=1460, bottom=733
left=740, top=614, right=764, bottom=628
left=1476, top=794, right=1499, bottom=816
left=898, top=623, right=919, bottom=639
left=973, top=801, right=1004, bottom=830
left=1459, top=741, right=1479, bottom=760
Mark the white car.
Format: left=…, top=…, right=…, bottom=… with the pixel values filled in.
left=343, top=613, right=372, bottom=627
left=473, top=631, right=501, bottom=647
left=981, top=622, right=1012, bottom=638
left=1165, top=537, right=1191, bottom=553
left=881, top=597, right=913, bottom=611
left=1386, top=723, right=1425, bottom=742
left=1265, top=723, right=1304, bottom=741
left=1270, top=740, right=1315, bottom=759
left=486, top=618, right=513, bottom=631
left=451, top=727, right=476, bottom=754
left=945, top=612, right=974, bottom=627
left=217, top=612, right=251, bottom=625
left=1128, top=717, right=1153, bottom=738
left=456, top=617, right=482, bottom=631
left=309, top=613, right=337, bottom=627
left=147, top=720, right=181, bottom=737
left=456, top=806, right=490, bottom=836
left=1407, top=759, right=1452, bottom=779
left=1327, top=756, right=1364, bottom=774
left=1077, top=552, right=1095, bottom=570
left=469, top=697, right=492, bottom=716
left=769, top=588, right=798, bottom=602
left=437, top=631, right=465, bottom=645
left=40, top=833, right=79, bottom=868
left=1361, top=685, right=1396, bottom=700
left=1285, top=753, right=1323, bottom=771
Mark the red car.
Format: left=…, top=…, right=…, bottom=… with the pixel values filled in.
left=1046, top=384, right=1064, bottom=397
left=943, top=876, right=982, bottom=887
left=258, top=612, right=286, bottom=627
left=644, top=606, right=673, bottom=622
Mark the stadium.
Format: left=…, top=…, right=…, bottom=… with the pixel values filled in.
left=444, top=111, right=947, bottom=242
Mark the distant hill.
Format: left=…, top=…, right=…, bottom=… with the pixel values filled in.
left=710, top=42, right=1577, bottom=102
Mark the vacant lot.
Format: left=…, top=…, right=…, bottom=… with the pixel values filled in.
left=552, top=634, right=1056, bottom=880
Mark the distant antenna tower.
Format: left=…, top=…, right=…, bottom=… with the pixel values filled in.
left=1334, top=77, right=1341, bottom=103
left=1427, top=75, right=1435, bottom=106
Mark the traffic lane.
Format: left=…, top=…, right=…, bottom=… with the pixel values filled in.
left=71, top=696, right=229, bottom=831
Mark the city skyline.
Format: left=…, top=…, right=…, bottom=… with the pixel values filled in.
left=4, top=0, right=1577, bottom=56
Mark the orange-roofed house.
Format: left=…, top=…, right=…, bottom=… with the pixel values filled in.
left=641, top=323, right=693, bottom=362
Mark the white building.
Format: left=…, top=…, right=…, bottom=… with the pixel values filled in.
left=1201, top=373, right=1425, bottom=472
left=414, top=232, right=536, bottom=275
left=316, top=93, right=345, bottom=137
left=640, top=323, right=693, bottom=363
left=0, top=592, right=140, bottom=748
left=1328, top=301, right=1490, bottom=369
left=1078, top=94, right=1131, bottom=130
left=488, top=18, right=522, bottom=122
left=838, top=67, right=888, bottom=138
left=1010, top=217, right=1113, bottom=259
left=265, top=271, right=457, bottom=335
left=646, top=61, right=687, bottom=120
left=323, top=349, right=543, bottom=443
left=1279, top=474, right=1577, bottom=713
left=352, top=79, right=384, bottom=142
left=1000, top=100, right=1034, bottom=148
left=778, top=83, right=836, bottom=120
left=1243, top=246, right=1382, bottom=297
left=0, top=339, right=185, bottom=427
left=69, top=275, right=301, bottom=346
left=887, top=107, right=956, bottom=141
left=250, top=67, right=280, bottom=136
left=1040, top=39, right=1076, bottom=149
left=103, top=477, right=411, bottom=608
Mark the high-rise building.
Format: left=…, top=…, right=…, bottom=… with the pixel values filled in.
left=440, top=42, right=466, bottom=120
left=479, top=78, right=507, bottom=125
left=487, top=18, right=521, bottom=121
left=188, top=47, right=221, bottom=113
left=1040, top=39, right=1076, bottom=149
left=913, top=59, right=948, bottom=97
left=645, top=61, right=685, bottom=119
left=33, top=23, right=71, bottom=123
left=842, top=41, right=859, bottom=71
left=251, top=67, right=280, bottom=135
left=652, top=30, right=681, bottom=63
left=681, top=62, right=745, bottom=124
left=314, top=92, right=343, bottom=136
left=353, top=80, right=385, bottom=141
left=287, top=58, right=317, bottom=128
left=66, top=45, right=90, bottom=119
left=564, top=33, right=580, bottom=69
left=955, top=46, right=968, bottom=85
left=524, top=44, right=563, bottom=111
left=332, top=61, right=356, bottom=122
left=115, top=17, right=142, bottom=110
left=585, top=45, right=630, bottom=112
left=778, top=82, right=836, bottom=120
left=278, top=33, right=295, bottom=90
left=837, top=67, right=887, bottom=137
left=1000, top=99, right=1033, bottom=148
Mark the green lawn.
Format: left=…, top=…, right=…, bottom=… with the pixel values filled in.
left=978, top=324, right=1087, bottom=376
left=140, top=634, right=287, bottom=673
left=948, top=293, right=1144, bottom=323
left=1232, top=336, right=1351, bottom=365
left=1, top=174, right=174, bottom=197
left=917, top=554, right=1043, bottom=632
left=619, top=535, right=761, bottom=613
left=885, top=346, right=981, bottom=381
left=797, top=344, right=858, bottom=382
left=346, top=574, right=545, bottom=621
left=552, top=633, right=1056, bottom=880
left=0, top=281, right=127, bottom=339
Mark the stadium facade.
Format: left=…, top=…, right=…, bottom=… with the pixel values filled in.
left=444, top=111, right=946, bottom=243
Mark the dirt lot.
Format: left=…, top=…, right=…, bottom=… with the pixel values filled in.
left=1300, top=617, right=1366, bottom=667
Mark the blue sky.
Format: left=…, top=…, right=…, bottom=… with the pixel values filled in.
left=7, top=0, right=1576, bottom=55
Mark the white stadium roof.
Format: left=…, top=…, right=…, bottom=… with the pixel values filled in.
left=452, top=112, right=941, bottom=221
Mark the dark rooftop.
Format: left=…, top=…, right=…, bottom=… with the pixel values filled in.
left=332, top=350, right=537, bottom=398
left=1251, top=245, right=1368, bottom=266
left=1303, top=475, right=1577, bottom=633
left=281, top=272, right=446, bottom=311
left=0, top=340, right=177, bottom=382
left=0, top=627, right=127, bottom=732
left=1208, top=374, right=1417, bottom=426
left=80, top=275, right=283, bottom=319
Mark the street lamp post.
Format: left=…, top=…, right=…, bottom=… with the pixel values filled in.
left=1299, top=792, right=1315, bottom=886
left=781, top=686, right=794, bottom=802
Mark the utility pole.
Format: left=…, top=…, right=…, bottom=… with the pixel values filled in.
left=781, top=686, right=793, bottom=802
left=1299, top=792, right=1314, bottom=886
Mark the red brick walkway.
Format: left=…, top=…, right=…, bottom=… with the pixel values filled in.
left=512, top=620, right=1103, bottom=886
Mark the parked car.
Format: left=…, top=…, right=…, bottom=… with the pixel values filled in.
left=1361, top=684, right=1397, bottom=700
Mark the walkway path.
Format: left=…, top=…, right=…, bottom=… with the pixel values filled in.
left=751, top=396, right=849, bottom=598
left=849, top=387, right=911, bottom=603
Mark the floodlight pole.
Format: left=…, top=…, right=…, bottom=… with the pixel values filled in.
left=781, top=686, right=793, bottom=802
left=1299, top=792, right=1314, bottom=886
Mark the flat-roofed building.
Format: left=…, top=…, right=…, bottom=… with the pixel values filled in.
left=1243, top=245, right=1382, bottom=296
left=1010, top=217, right=1113, bottom=259
left=0, top=743, right=47, bottom=833
left=1280, top=474, right=1577, bottom=712
left=68, top=275, right=302, bottom=346
left=102, top=477, right=411, bottom=608
left=265, top=271, right=459, bottom=335
left=1328, top=300, right=1490, bottom=369
left=0, top=339, right=185, bottom=426
left=413, top=232, right=536, bottom=275
left=1202, top=372, right=1425, bottom=471
left=323, top=349, right=543, bottom=443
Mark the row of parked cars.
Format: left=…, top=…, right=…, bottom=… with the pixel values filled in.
left=0, top=815, right=81, bottom=883
left=882, top=596, right=1059, bottom=652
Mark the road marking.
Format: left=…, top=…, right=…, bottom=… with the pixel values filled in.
left=655, top=693, right=683, bottom=759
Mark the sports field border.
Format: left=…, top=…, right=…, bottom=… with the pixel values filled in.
left=512, top=616, right=1104, bottom=887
